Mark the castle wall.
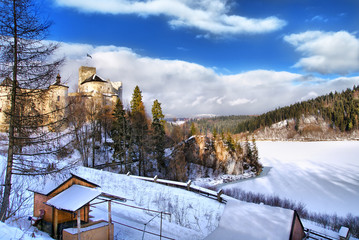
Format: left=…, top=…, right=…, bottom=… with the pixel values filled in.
left=0, top=66, right=121, bottom=132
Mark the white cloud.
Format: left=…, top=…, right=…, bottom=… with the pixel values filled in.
left=229, top=98, right=256, bottom=106
left=284, top=31, right=359, bottom=75
left=55, top=42, right=359, bottom=117
left=54, top=0, right=286, bottom=35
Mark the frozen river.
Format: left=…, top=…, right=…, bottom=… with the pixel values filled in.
left=222, top=141, right=359, bottom=216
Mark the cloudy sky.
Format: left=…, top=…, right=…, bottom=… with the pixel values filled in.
left=43, top=0, right=359, bottom=117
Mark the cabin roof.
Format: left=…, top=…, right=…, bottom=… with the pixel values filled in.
left=28, top=173, right=100, bottom=196
left=205, top=199, right=294, bottom=240
left=46, top=184, right=101, bottom=212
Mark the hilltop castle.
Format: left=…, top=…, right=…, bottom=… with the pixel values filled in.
left=0, top=66, right=122, bottom=131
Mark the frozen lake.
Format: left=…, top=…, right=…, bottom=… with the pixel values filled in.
left=222, top=141, right=359, bottom=216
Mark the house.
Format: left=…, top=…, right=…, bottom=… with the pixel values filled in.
left=29, top=174, right=124, bottom=240
left=205, top=199, right=306, bottom=240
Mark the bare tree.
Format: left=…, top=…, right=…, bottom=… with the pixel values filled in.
left=0, top=0, right=66, bottom=221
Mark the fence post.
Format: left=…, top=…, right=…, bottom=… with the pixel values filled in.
left=154, top=175, right=158, bottom=183
left=186, top=180, right=192, bottom=191
left=217, top=189, right=223, bottom=202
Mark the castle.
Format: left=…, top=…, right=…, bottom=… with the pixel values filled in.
left=0, top=66, right=122, bottom=131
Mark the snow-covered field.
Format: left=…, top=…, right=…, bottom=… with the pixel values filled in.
left=222, top=141, right=359, bottom=216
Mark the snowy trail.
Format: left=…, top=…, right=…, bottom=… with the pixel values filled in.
left=222, top=141, right=359, bottom=216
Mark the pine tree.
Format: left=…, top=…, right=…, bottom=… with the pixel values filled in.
left=190, top=122, right=197, bottom=136
left=112, top=99, right=129, bottom=172
left=129, top=86, right=149, bottom=176
left=130, top=85, right=143, bottom=113
left=151, top=100, right=166, bottom=172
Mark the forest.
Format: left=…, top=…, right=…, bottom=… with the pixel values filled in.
left=190, top=86, right=359, bottom=135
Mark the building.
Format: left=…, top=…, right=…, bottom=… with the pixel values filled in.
left=205, top=199, right=306, bottom=240
left=29, top=174, right=125, bottom=240
left=0, top=66, right=122, bottom=131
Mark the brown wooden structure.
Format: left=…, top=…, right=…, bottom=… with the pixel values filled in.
left=30, top=174, right=118, bottom=240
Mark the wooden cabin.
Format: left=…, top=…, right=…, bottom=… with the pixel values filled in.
left=29, top=174, right=115, bottom=240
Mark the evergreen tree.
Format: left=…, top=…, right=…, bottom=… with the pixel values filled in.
left=151, top=99, right=166, bottom=172
left=111, top=99, right=129, bottom=172
left=190, top=122, right=197, bottom=136
left=130, top=85, right=143, bottom=113
left=130, top=86, right=149, bottom=176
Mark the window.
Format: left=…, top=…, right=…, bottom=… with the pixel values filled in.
left=57, top=96, right=60, bottom=101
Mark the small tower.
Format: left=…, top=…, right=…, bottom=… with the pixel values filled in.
left=55, top=73, right=61, bottom=85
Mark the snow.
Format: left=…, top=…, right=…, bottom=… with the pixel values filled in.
left=46, top=185, right=102, bottom=212
left=0, top=222, right=52, bottom=240
left=339, top=226, right=350, bottom=238
left=222, top=141, right=359, bottom=216
left=63, top=221, right=109, bottom=234
left=205, top=199, right=294, bottom=240
left=1, top=140, right=359, bottom=239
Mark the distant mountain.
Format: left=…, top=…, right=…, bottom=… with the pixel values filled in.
left=191, top=86, right=359, bottom=140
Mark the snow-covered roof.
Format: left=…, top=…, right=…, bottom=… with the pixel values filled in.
left=28, top=173, right=99, bottom=196
left=81, top=74, right=107, bottom=84
left=111, top=81, right=122, bottom=90
left=205, top=199, right=294, bottom=240
left=339, top=226, right=349, bottom=238
left=46, top=184, right=101, bottom=212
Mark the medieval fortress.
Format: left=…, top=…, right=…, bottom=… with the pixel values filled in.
left=0, top=66, right=122, bottom=131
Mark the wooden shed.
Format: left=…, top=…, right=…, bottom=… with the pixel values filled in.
left=29, top=174, right=116, bottom=240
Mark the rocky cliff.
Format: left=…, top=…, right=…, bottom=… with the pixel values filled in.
left=168, top=136, right=260, bottom=181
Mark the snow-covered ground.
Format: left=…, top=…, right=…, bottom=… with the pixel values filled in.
left=222, top=141, right=359, bottom=216
left=1, top=140, right=359, bottom=239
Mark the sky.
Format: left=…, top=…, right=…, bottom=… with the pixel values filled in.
left=40, top=0, right=359, bottom=117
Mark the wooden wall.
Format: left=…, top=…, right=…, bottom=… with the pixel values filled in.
left=290, top=212, right=306, bottom=240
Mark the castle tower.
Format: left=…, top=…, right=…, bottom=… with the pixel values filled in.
left=79, top=66, right=96, bottom=86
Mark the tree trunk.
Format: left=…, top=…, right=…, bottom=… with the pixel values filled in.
left=0, top=0, right=17, bottom=222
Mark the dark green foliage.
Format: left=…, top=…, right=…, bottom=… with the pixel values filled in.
left=111, top=99, right=130, bottom=172
left=151, top=100, right=166, bottom=171
left=189, top=115, right=253, bottom=135
left=235, top=86, right=359, bottom=133
left=190, top=122, right=197, bottom=136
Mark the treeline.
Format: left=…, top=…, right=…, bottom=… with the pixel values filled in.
left=235, top=86, right=359, bottom=133
left=187, top=115, right=254, bottom=136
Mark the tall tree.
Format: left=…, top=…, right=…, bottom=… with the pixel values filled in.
left=111, top=98, right=129, bottom=172
left=151, top=99, right=165, bottom=172
left=130, top=86, right=149, bottom=176
left=0, top=0, right=64, bottom=221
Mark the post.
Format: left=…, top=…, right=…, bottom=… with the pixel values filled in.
left=108, top=200, right=112, bottom=240
left=53, top=208, right=58, bottom=239
left=160, top=212, right=163, bottom=240
left=154, top=175, right=158, bottom=183
left=217, top=189, right=223, bottom=202
left=77, top=209, right=81, bottom=240
left=186, top=180, right=192, bottom=191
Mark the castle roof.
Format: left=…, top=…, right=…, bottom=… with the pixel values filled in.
left=81, top=74, right=107, bottom=85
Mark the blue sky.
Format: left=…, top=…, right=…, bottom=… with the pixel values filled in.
left=42, top=0, right=359, bottom=117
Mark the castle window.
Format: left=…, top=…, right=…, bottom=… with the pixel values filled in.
left=57, top=96, right=60, bottom=101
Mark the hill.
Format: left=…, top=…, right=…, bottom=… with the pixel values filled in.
left=191, top=86, right=359, bottom=140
